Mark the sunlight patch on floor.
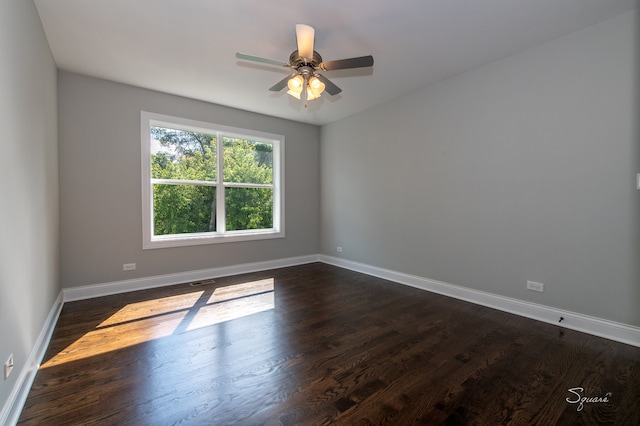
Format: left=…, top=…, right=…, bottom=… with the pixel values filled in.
left=40, top=278, right=275, bottom=368
left=188, top=280, right=275, bottom=331
left=98, top=291, right=205, bottom=327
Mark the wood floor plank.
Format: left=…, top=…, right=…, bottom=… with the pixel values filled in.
left=18, top=263, right=640, bottom=425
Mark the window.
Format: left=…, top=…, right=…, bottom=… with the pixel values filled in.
left=141, top=112, right=284, bottom=249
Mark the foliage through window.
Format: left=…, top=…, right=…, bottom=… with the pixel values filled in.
left=142, top=112, right=284, bottom=248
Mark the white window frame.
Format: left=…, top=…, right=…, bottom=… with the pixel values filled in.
left=141, top=111, right=284, bottom=249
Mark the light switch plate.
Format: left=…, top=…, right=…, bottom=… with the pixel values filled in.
left=527, top=281, right=544, bottom=293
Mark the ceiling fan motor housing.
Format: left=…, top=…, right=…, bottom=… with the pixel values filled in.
left=289, top=50, right=323, bottom=69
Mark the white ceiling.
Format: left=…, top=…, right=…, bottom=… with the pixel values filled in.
left=35, top=0, right=637, bottom=126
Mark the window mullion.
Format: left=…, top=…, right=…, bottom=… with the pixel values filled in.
left=216, top=132, right=225, bottom=233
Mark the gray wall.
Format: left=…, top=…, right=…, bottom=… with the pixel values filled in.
left=0, top=0, right=59, bottom=410
left=321, top=11, right=639, bottom=325
left=58, top=72, right=320, bottom=288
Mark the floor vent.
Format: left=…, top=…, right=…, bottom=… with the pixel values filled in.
left=189, top=278, right=216, bottom=287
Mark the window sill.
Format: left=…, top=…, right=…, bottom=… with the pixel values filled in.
left=143, top=230, right=285, bottom=250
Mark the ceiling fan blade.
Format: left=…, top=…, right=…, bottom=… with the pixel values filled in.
left=316, top=74, right=342, bottom=96
left=236, top=52, right=289, bottom=67
left=295, top=24, right=315, bottom=60
left=269, top=75, right=294, bottom=92
left=319, top=55, right=374, bottom=71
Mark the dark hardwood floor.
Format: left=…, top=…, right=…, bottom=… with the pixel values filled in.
left=18, top=263, right=640, bottom=425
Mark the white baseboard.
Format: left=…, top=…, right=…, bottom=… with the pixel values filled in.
left=63, top=254, right=320, bottom=302
left=0, top=292, right=63, bottom=426
left=319, top=255, right=640, bottom=348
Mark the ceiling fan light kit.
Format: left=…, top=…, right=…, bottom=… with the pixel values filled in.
left=236, top=24, right=374, bottom=108
left=286, top=74, right=325, bottom=102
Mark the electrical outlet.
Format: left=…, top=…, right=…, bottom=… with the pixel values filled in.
left=123, top=263, right=136, bottom=271
left=336, top=246, right=343, bottom=253
left=526, top=280, right=544, bottom=293
left=4, top=354, right=14, bottom=380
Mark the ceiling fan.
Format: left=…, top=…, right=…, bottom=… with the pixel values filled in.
left=236, top=24, right=374, bottom=107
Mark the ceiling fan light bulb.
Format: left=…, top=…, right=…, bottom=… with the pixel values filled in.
left=287, top=75, right=304, bottom=92
left=307, top=89, right=321, bottom=101
left=309, top=77, right=325, bottom=96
